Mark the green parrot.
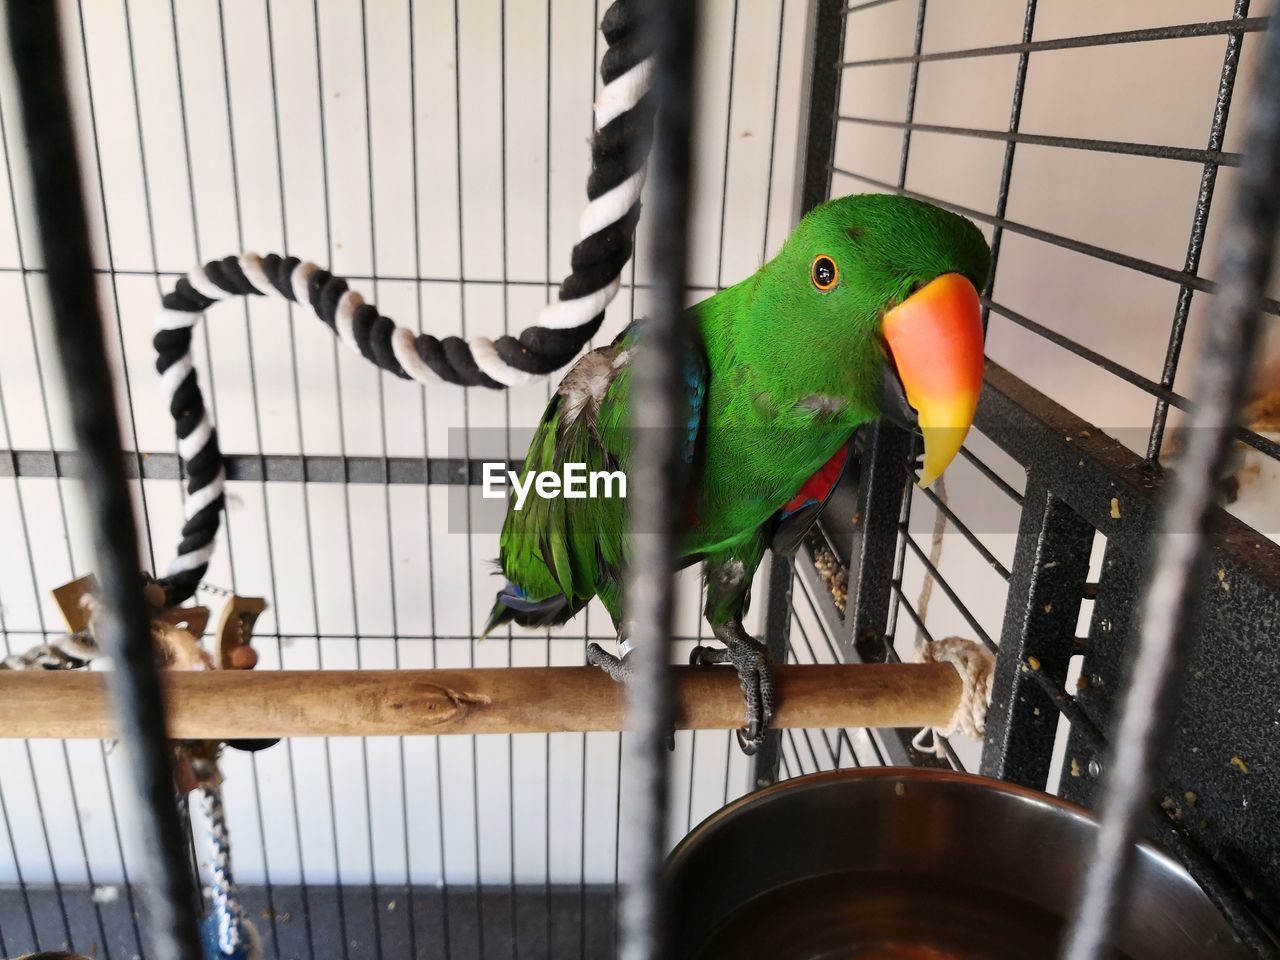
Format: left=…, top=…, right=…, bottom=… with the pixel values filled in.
left=484, top=193, right=991, bottom=751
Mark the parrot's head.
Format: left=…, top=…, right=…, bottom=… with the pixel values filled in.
left=750, top=193, right=991, bottom=486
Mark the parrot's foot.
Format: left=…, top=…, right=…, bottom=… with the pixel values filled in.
left=586, top=643, right=676, bottom=750
left=586, top=641, right=632, bottom=682
left=690, top=626, right=775, bottom=755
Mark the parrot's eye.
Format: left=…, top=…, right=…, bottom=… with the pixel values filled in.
left=811, top=255, right=838, bottom=292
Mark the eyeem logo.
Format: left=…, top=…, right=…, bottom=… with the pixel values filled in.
left=482, top=463, right=627, bottom=511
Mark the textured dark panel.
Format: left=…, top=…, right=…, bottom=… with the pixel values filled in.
left=980, top=479, right=1094, bottom=788
left=976, top=361, right=1280, bottom=927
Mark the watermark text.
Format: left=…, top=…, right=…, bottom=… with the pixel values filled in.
left=482, top=462, right=627, bottom=510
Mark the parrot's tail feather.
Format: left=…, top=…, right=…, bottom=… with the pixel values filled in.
left=481, top=583, right=573, bottom=638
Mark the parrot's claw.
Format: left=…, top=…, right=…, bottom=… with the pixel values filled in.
left=696, top=627, right=775, bottom=755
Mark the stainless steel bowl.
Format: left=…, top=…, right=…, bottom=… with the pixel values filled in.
left=664, top=768, right=1250, bottom=959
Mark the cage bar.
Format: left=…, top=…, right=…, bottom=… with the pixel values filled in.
left=2, top=4, right=203, bottom=957
left=840, top=18, right=1271, bottom=68
left=616, top=3, right=696, bottom=959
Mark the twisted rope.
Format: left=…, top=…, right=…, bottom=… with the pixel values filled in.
left=153, top=0, right=654, bottom=605
left=198, top=778, right=257, bottom=958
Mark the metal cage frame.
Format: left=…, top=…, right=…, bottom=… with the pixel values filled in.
left=2, top=1, right=1280, bottom=958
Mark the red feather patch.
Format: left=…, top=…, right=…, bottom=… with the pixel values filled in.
left=782, top=443, right=851, bottom=515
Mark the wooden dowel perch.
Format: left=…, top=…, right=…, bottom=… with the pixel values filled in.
left=0, top=663, right=961, bottom=739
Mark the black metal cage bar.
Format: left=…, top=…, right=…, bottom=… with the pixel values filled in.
left=616, top=2, right=697, bottom=958
left=3, top=4, right=203, bottom=958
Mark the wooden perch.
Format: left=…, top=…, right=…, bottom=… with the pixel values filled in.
left=0, top=663, right=962, bottom=739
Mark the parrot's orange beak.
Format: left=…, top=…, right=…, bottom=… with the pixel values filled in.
left=881, top=273, right=985, bottom=487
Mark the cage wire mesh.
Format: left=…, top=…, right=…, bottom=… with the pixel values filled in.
left=829, top=0, right=1280, bottom=777
left=0, top=0, right=1278, bottom=958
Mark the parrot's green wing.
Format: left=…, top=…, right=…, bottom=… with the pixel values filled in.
left=486, top=325, right=706, bottom=633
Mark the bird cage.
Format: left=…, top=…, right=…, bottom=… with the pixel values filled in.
left=0, top=1, right=1278, bottom=959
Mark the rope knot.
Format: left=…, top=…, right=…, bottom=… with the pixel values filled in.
left=912, top=635, right=995, bottom=758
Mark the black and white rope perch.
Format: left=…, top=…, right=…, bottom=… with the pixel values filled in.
left=153, top=0, right=654, bottom=605
left=199, top=777, right=260, bottom=959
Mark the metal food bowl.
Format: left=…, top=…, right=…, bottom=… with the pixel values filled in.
left=664, top=768, right=1250, bottom=959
